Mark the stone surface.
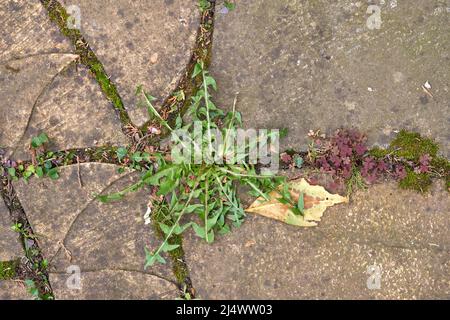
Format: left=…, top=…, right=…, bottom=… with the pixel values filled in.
left=0, top=53, right=77, bottom=157
left=0, top=0, right=128, bottom=159
left=50, top=270, right=178, bottom=300
left=184, top=182, right=450, bottom=299
left=0, top=198, right=22, bottom=261
left=11, top=65, right=129, bottom=159
left=0, top=281, right=31, bottom=300
left=59, top=0, right=200, bottom=126
left=210, top=0, right=450, bottom=155
left=0, top=0, right=72, bottom=62
left=13, top=163, right=176, bottom=291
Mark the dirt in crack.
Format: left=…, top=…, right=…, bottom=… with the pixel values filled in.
left=0, top=179, right=53, bottom=300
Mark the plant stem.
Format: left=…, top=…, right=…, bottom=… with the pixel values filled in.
left=204, top=177, right=210, bottom=242
left=202, top=70, right=214, bottom=162
left=151, top=178, right=201, bottom=260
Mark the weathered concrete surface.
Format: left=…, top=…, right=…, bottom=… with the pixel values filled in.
left=10, top=65, right=128, bottom=159
left=59, top=0, right=200, bottom=126
left=0, top=53, right=78, bottom=157
left=0, top=198, right=22, bottom=261
left=14, top=163, right=176, bottom=299
left=50, top=270, right=178, bottom=300
left=0, top=0, right=128, bottom=160
left=0, top=281, right=31, bottom=300
left=0, top=0, right=72, bottom=61
left=184, top=182, right=450, bottom=299
left=211, top=0, right=450, bottom=155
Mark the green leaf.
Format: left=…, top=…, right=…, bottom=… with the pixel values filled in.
left=204, top=76, right=217, bottom=90
left=192, top=62, right=203, bottom=78
left=294, top=155, right=303, bottom=168
left=116, top=147, right=128, bottom=161
left=192, top=223, right=206, bottom=239
left=131, top=152, right=142, bottom=162
left=31, top=133, right=49, bottom=148
left=206, top=229, right=215, bottom=243
left=159, top=223, right=172, bottom=236
left=31, top=137, right=40, bottom=148
left=44, top=161, right=53, bottom=169
left=280, top=128, right=289, bottom=139
left=157, top=178, right=177, bottom=196
left=7, top=167, right=16, bottom=177
left=206, top=212, right=221, bottom=231
left=173, top=222, right=192, bottom=235
left=35, top=166, right=44, bottom=178
left=144, top=248, right=166, bottom=268
left=224, top=1, right=236, bottom=11
left=47, top=168, right=59, bottom=180
left=144, top=165, right=179, bottom=186
left=185, top=204, right=203, bottom=214
left=145, top=93, right=157, bottom=102
left=297, top=193, right=304, bottom=214
left=97, top=193, right=124, bottom=203
left=161, top=242, right=180, bottom=253
left=175, top=114, right=183, bottom=129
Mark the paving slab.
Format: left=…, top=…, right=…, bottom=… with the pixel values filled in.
left=0, top=198, right=23, bottom=261
left=0, top=53, right=78, bottom=157
left=0, top=0, right=128, bottom=160
left=0, top=281, right=31, bottom=300
left=10, top=64, right=129, bottom=159
left=0, top=0, right=72, bottom=62
left=184, top=182, right=450, bottom=299
left=13, top=163, right=176, bottom=299
left=210, top=0, right=449, bottom=155
left=59, top=0, right=200, bottom=126
left=50, top=270, right=178, bottom=300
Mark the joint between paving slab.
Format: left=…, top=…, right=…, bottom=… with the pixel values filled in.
left=140, top=2, right=217, bottom=146
left=0, top=177, right=54, bottom=299
left=39, top=0, right=134, bottom=138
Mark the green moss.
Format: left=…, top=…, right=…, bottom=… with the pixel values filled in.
left=369, top=146, right=389, bottom=159
left=431, top=157, right=450, bottom=191
left=0, top=260, right=19, bottom=280
left=399, top=169, right=433, bottom=193
left=389, top=130, right=439, bottom=161
left=168, top=234, right=190, bottom=285
left=369, top=130, right=449, bottom=193
left=151, top=212, right=193, bottom=297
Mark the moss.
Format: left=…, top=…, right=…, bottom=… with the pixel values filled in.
left=389, top=130, right=439, bottom=161
left=369, top=146, right=389, bottom=159
left=431, top=156, right=450, bottom=191
left=399, top=169, right=433, bottom=193
left=368, top=130, right=449, bottom=193
left=151, top=212, right=194, bottom=298
left=168, top=234, right=190, bottom=285
left=0, top=260, right=19, bottom=280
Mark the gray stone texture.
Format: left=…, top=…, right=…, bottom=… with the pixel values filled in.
left=59, top=0, right=200, bottom=126
left=210, top=0, right=449, bottom=155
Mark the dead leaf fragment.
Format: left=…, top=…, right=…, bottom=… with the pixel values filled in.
left=246, top=178, right=348, bottom=227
